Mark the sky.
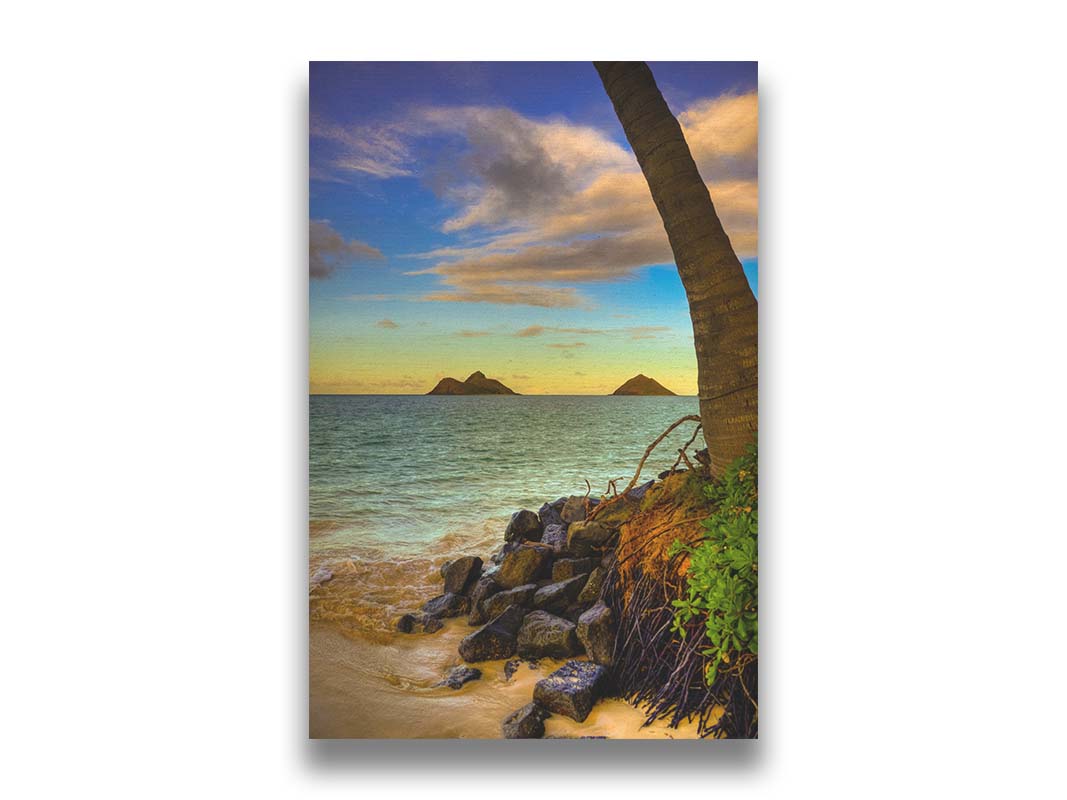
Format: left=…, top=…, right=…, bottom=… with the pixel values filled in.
left=310, top=62, right=757, bottom=395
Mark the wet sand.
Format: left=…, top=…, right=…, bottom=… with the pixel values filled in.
left=310, top=618, right=704, bottom=739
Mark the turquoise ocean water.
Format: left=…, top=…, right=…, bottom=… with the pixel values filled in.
left=310, top=394, right=700, bottom=564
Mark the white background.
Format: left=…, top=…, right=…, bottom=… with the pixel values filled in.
left=2, top=1, right=1065, bottom=796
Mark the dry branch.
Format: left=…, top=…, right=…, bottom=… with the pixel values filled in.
left=589, top=415, right=700, bottom=520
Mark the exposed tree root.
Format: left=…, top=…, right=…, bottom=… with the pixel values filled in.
left=595, top=414, right=758, bottom=738
left=605, top=560, right=758, bottom=738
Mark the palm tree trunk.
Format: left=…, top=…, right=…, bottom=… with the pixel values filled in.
left=595, top=61, right=758, bottom=477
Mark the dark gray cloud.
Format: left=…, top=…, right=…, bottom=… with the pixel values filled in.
left=309, top=220, right=383, bottom=279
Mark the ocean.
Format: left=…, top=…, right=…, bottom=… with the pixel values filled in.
left=311, top=394, right=699, bottom=554
left=309, top=394, right=700, bottom=633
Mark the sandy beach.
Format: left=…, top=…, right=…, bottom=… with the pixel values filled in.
left=310, top=619, right=703, bottom=739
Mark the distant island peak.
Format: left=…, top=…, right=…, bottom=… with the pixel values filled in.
left=427, top=371, right=518, bottom=395
left=611, top=374, right=677, bottom=396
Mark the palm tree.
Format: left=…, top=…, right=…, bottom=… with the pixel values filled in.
left=595, top=62, right=757, bottom=477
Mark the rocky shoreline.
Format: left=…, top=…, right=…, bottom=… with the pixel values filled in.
left=394, top=484, right=656, bottom=739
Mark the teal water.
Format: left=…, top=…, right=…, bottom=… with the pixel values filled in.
left=310, top=394, right=700, bottom=563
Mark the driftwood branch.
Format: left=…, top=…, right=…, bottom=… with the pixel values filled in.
left=671, top=423, right=703, bottom=472
left=589, top=415, right=700, bottom=520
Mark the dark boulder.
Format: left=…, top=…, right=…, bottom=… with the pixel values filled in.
left=577, top=602, right=615, bottom=666
left=540, top=524, right=568, bottom=553
left=421, top=616, right=444, bottom=633
left=421, top=592, right=470, bottom=619
left=466, top=576, right=502, bottom=626
left=532, top=575, right=587, bottom=614
left=490, top=540, right=523, bottom=565
left=435, top=665, right=481, bottom=690
left=504, top=509, right=543, bottom=543
left=516, top=610, right=580, bottom=659
left=577, top=566, right=607, bottom=604
left=442, top=556, right=483, bottom=595
left=538, top=502, right=564, bottom=530
left=395, top=613, right=418, bottom=633
left=503, top=658, right=521, bottom=681
left=502, top=702, right=549, bottom=739
left=626, top=479, right=655, bottom=500
left=457, top=604, right=526, bottom=662
left=566, top=520, right=615, bottom=556
left=552, top=557, right=596, bottom=582
left=534, top=660, right=611, bottom=722
left=560, top=495, right=588, bottom=524
left=496, top=545, right=552, bottom=589
left=483, top=583, right=537, bottom=619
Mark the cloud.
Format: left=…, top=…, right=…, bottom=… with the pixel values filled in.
left=516, top=325, right=606, bottom=337
left=345, top=293, right=406, bottom=302
left=627, top=325, right=672, bottom=340
left=311, top=117, right=413, bottom=178
left=376, top=319, right=399, bottom=329
left=420, top=283, right=585, bottom=308
left=455, top=330, right=490, bottom=337
left=310, top=220, right=383, bottom=279
left=547, top=342, right=586, bottom=349
left=316, top=90, right=757, bottom=302
left=411, top=94, right=757, bottom=304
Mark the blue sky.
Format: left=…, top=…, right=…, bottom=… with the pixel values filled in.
left=310, top=62, right=757, bottom=394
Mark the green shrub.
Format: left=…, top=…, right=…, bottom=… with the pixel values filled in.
left=668, top=442, right=758, bottom=686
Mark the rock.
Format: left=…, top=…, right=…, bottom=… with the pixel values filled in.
left=600, top=549, right=617, bottom=569
left=532, top=575, right=587, bottom=614
left=421, top=592, right=470, bottom=619
left=466, top=576, right=502, bottom=625
left=435, top=665, right=481, bottom=689
left=502, top=702, right=549, bottom=739
left=421, top=616, right=444, bottom=633
left=577, top=603, right=615, bottom=666
left=458, top=604, right=526, bottom=662
left=441, top=556, right=483, bottom=595
left=504, top=509, right=543, bottom=543
left=490, top=540, right=523, bottom=565
left=538, top=502, right=564, bottom=530
left=566, top=520, right=616, bottom=556
left=560, top=495, right=588, bottom=524
left=516, top=610, right=580, bottom=659
left=577, top=566, right=607, bottom=604
left=496, top=545, right=552, bottom=589
left=658, top=468, right=684, bottom=480
left=533, top=660, right=611, bottom=722
left=626, top=479, right=655, bottom=500
left=483, top=583, right=537, bottom=619
left=694, top=448, right=710, bottom=468
left=540, top=524, right=568, bottom=553
left=311, top=567, right=333, bottom=585
left=552, top=557, right=596, bottom=582
left=503, top=658, right=521, bottom=681
left=395, top=613, right=418, bottom=633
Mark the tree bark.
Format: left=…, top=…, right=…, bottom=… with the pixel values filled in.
left=595, top=61, right=758, bottom=477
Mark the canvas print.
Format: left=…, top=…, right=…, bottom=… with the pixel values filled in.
left=309, top=61, right=758, bottom=739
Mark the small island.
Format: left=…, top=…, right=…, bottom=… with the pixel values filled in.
left=427, top=371, right=519, bottom=395
left=611, top=374, right=677, bottom=396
